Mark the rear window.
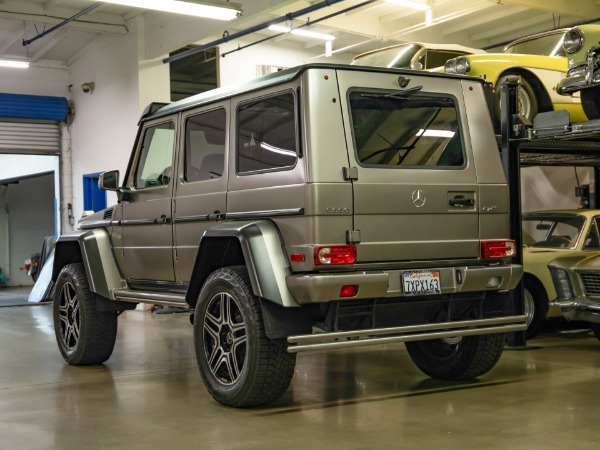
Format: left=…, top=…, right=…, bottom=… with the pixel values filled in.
left=349, top=91, right=464, bottom=168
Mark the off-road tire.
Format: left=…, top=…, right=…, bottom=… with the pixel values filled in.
left=581, top=86, right=600, bottom=121
left=53, top=263, right=118, bottom=365
left=523, top=279, right=549, bottom=340
left=405, top=333, right=505, bottom=380
left=194, top=266, right=296, bottom=407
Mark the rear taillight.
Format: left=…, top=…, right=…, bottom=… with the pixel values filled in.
left=314, top=245, right=356, bottom=265
left=481, top=240, right=517, bottom=258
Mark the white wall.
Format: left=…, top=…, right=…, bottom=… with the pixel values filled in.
left=0, top=174, right=55, bottom=286
left=521, top=166, right=589, bottom=212
left=0, top=61, right=69, bottom=97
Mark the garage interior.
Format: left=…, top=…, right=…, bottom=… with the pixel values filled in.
left=1, top=0, right=600, bottom=448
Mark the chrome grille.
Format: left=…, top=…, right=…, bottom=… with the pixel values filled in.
left=581, top=272, right=600, bottom=296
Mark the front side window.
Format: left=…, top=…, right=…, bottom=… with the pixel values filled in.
left=134, top=122, right=175, bottom=189
left=237, top=92, right=297, bottom=173
left=185, top=109, right=226, bottom=182
left=349, top=91, right=464, bottom=168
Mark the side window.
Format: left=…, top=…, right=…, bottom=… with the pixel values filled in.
left=584, top=218, right=600, bottom=249
left=237, top=92, right=297, bottom=173
left=134, top=122, right=175, bottom=189
left=185, top=109, right=226, bottom=182
left=349, top=91, right=464, bottom=168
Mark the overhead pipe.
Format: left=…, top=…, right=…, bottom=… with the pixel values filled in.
left=220, top=0, right=378, bottom=58
left=163, top=0, right=348, bottom=64
left=22, top=2, right=104, bottom=46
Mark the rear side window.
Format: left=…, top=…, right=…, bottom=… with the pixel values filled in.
left=349, top=91, right=464, bottom=168
left=237, top=92, right=297, bottom=173
left=184, top=109, right=226, bottom=182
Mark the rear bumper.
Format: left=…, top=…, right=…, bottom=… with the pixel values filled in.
left=550, top=298, right=600, bottom=324
left=286, top=263, right=523, bottom=304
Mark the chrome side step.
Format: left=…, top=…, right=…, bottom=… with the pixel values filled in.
left=551, top=300, right=600, bottom=313
left=113, top=289, right=189, bottom=308
left=287, top=315, right=528, bottom=353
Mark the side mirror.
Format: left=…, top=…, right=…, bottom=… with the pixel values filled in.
left=99, top=170, right=119, bottom=191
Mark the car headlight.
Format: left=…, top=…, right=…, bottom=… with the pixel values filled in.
left=444, top=59, right=457, bottom=74
left=563, top=28, right=584, bottom=54
left=454, top=56, right=471, bottom=74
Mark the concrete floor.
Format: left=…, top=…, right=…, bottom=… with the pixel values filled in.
left=2, top=304, right=600, bottom=449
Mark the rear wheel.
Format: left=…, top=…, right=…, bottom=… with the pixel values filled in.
left=194, top=266, right=296, bottom=407
left=581, top=86, right=600, bottom=120
left=53, top=263, right=118, bottom=365
left=405, top=333, right=505, bottom=380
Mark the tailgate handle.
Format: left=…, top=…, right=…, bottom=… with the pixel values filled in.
left=449, top=196, right=475, bottom=207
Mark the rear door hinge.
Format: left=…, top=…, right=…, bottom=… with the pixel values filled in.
left=346, top=230, right=361, bottom=244
left=343, top=167, right=358, bottom=181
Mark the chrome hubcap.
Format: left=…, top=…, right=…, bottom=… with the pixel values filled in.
left=517, top=86, right=532, bottom=118
left=524, top=288, right=535, bottom=326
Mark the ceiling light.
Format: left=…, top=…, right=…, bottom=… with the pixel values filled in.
left=269, top=25, right=335, bottom=41
left=101, top=0, right=241, bottom=20
left=385, top=0, right=430, bottom=11
left=0, top=59, right=29, bottom=69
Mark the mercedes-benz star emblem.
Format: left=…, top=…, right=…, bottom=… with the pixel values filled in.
left=411, top=190, right=426, bottom=208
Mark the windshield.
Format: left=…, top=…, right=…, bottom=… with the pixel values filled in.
left=503, top=31, right=566, bottom=57
left=522, top=214, right=585, bottom=248
left=349, top=91, right=464, bottom=168
left=352, top=44, right=422, bottom=68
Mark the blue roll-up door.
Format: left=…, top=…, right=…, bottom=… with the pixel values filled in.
left=0, top=93, right=68, bottom=122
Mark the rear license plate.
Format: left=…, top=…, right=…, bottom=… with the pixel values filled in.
left=402, top=270, right=441, bottom=296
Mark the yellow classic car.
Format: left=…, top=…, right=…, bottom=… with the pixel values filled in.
left=523, top=210, right=600, bottom=338
left=444, top=28, right=586, bottom=125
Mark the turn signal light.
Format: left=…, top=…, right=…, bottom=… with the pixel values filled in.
left=481, top=240, right=517, bottom=258
left=315, top=245, right=356, bottom=265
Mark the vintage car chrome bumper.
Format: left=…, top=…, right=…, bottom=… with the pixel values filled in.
left=286, top=263, right=523, bottom=304
left=550, top=298, right=600, bottom=324
left=557, top=46, right=600, bottom=95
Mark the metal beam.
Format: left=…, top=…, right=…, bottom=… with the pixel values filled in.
left=440, top=6, right=527, bottom=36
left=31, top=29, right=71, bottom=62
left=470, top=12, right=554, bottom=42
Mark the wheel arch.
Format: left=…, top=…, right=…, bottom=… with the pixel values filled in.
left=185, top=220, right=299, bottom=309
left=495, top=68, right=553, bottom=113
left=52, top=229, right=124, bottom=300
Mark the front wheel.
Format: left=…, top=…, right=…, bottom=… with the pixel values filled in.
left=581, top=86, right=600, bottom=120
left=194, top=266, right=296, bottom=407
left=405, top=333, right=505, bottom=380
left=494, top=74, right=540, bottom=126
left=523, top=280, right=549, bottom=340
left=53, top=263, right=118, bottom=365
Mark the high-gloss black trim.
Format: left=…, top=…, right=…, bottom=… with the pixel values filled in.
left=79, top=220, right=112, bottom=229
left=128, top=279, right=188, bottom=293
left=226, top=208, right=304, bottom=220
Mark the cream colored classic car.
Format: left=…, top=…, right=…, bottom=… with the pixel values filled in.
left=444, top=29, right=586, bottom=125
left=523, top=210, right=600, bottom=337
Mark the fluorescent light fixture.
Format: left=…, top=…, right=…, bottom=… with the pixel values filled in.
left=325, top=40, right=333, bottom=57
left=385, top=0, right=429, bottom=11
left=101, top=0, right=241, bottom=20
left=269, top=25, right=335, bottom=41
left=417, top=129, right=455, bottom=138
left=0, top=59, right=29, bottom=68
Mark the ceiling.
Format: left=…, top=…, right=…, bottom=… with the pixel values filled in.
left=0, top=0, right=599, bottom=67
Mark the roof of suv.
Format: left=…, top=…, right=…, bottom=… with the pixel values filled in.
left=146, top=63, right=484, bottom=122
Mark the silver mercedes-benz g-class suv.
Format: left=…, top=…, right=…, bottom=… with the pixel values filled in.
left=50, top=63, right=525, bottom=407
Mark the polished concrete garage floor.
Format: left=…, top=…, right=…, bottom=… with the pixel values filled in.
left=2, top=303, right=600, bottom=449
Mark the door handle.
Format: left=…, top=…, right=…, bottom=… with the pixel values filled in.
left=449, top=196, right=475, bottom=207
left=154, top=215, right=171, bottom=224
